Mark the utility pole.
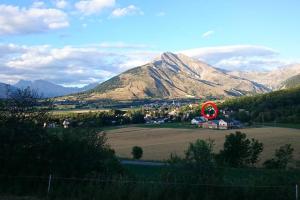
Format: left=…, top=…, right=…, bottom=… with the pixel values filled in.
left=296, top=184, right=298, bottom=200
left=47, top=174, right=52, bottom=195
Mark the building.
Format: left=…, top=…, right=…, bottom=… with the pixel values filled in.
left=218, top=119, right=229, bottom=129
left=63, top=119, right=70, bottom=128
left=201, top=120, right=218, bottom=129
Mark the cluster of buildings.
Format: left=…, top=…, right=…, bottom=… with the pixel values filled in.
left=191, top=116, right=242, bottom=130
left=43, top=119, right=70, bottom=129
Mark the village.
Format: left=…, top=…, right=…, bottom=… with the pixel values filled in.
left=143, top=102, right=243, bottom=130
left=45, top=100, right=244, bottom=130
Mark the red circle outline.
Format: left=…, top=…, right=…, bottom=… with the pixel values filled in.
left=201, top=101, right=219, bottom=120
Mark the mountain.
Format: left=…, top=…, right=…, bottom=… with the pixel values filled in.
left=81, top=82, right=99, bottom=91
left=279, top=74, right=300, bottom=89
left=228, top=64, right=300, bottom=90
left=14, top=80, right=98, bottom=98
left=71, top=52, right=270, bottom=100
left=0, top=83, right=16, bottom=98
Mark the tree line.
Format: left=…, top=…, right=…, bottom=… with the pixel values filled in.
left=220, top=86, right=300, bottom=123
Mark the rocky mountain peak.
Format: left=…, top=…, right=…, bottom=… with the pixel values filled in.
left=76, top=53, right=270, bottom=100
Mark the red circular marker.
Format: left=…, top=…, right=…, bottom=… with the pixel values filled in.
left=201, top=101, right=219, bottom=120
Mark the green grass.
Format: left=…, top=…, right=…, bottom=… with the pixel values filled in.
left=123, top=163, right=300, bottom=185
left=123, top=164, right=166, bottom=178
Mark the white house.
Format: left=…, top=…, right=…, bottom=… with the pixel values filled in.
left=63, top=119, right=70, bottom=128
left=218, top=119, right=229, bottom=129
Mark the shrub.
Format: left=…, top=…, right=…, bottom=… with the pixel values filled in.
left=264, top=144, right=294, bottom=169
left=131, top=146, right=143, bottom=159
left=219, top=131, right=263, bottom=167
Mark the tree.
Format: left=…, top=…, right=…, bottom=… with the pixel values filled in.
left=219, top=131, right=263, bottom=167
left=166, top=139, right=219, bottom=184
left=0, top=88, right=53, bottom=175
left=0, top=88, right=122, bottom=177
left=185, top=139, right=215, bottom=168
left=235, top=111, right=250, bottom=122
left=130, top=110, right=145, bottom=124
left=264, top=144, right=294, bottom=169
left=0, top=87, right=52, bottom=125
left=132, top=146, right=143, bottom=159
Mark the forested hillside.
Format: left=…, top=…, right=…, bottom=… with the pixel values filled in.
left=221, top=87, right=300, bottom=123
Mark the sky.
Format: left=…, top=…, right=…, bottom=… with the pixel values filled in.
left=0, top=0, right=300, bottom=87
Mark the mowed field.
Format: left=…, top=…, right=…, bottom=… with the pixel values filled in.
left=106, top=127, right=300, bottom=163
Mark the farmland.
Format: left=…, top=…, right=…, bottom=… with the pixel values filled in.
left=107, top=126, right=300, bottom=163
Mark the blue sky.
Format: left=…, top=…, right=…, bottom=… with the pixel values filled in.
left=0, top=0, right=300, bottom=86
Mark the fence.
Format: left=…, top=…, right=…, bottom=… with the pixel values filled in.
left=0, top=174, right=298, bottom=200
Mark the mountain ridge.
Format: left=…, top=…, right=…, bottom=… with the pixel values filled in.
left=72, top=52, right=270, bottom=100
left=14, top=80, right=98, bottom=98
left=228, top=64, right=300, bottom=90
left=279, top=74, right=300, bottom=89
left=0, top=82, right=17, bottom=99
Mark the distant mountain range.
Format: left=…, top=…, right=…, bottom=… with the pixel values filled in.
left=0, top=80, right=98, bottom=98
left=228, top=64, right=300, bottom=90
left=1, top=52, right=300, bottom=100
left=0, top=83, right=17, bottom=98
left=279, top=74, right=300, bottom=89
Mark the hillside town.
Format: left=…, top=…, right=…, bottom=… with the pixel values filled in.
left=143, top=102, right=243, bottom=130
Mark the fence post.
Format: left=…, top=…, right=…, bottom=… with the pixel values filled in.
left=47, top=174, right=52, bottom=195
left=296, top=184, right=298, bottom=200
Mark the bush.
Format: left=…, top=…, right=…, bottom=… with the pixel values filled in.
left=264, top=144, right=294, bottom=169
left=166, top=139, right=221, bottom=184
left=131, top=146, right=143, bottom=159
left=218, top=131, right=263, bottom=167
left=185, top=139, right=215, bottom=168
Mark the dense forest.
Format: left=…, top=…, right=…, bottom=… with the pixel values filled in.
left=220, top=86, right=300, bottom=123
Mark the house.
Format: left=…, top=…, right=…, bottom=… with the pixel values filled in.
left=201, top=120, right=218, bottom=129
left=63, top=119, right=70, bottom=128
left=218, top=119, right=229, bottom=130
left=191, top=116, right=206, bottom=125
left=219, top=119, right=243, bottom=129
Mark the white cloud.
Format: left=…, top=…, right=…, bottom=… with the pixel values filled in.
left=32, top=1, right=46, bottom=8
left=215, top=56, right=290, bottom=71
left=156, top=11, right=166, bottom=17
left=75, top=0, right=115, bottom=15
left=202, top=30, right=215, bottom=38
left=0, top=43, right=27, bottom=57
left=181, top=45, right=277, bottom=59
left=0, top=4, right=69, bottom=35
left=111, top=5, right=143, bottom=18
left=55, top=0, right=68, bottom=9
left=0, top=43, right=295, bottom=86
left=0, top=43, right=157, bottom=86
left=181, top=45, right=284, bottom=71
